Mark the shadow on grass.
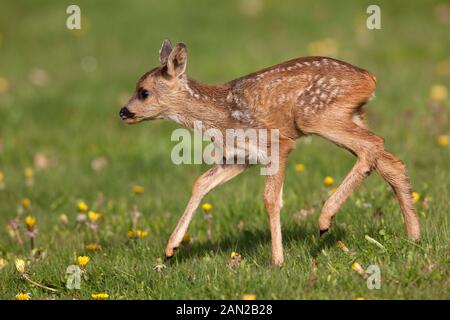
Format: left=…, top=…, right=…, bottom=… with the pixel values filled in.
left=170, top=223, right=347, bottom=264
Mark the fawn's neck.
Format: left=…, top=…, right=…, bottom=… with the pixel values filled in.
left=165, top=76, right=233, bottom=130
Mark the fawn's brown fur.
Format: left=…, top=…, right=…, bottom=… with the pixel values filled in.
left=120, top=40, right=420, bottom=266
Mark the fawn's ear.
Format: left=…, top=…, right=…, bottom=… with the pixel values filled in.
left=159, top=39, right=173, bottom=65
left=166, top=43, right=187, bottom=78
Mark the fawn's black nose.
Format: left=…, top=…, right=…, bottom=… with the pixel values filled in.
left=119, top=107, right=135, bottom=120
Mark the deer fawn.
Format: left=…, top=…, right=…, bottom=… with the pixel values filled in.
left=120, top=40, right=420, bottom=266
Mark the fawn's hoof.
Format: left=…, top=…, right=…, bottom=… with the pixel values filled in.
left=407, top=225, right=421, bottom=241
left=271, top=260, right=284, bottom=268
left=164, top=246, right=178, bottom=260
left=319, top=228, right=329, bottom=237
left=163, top=255, right=173, bottom=263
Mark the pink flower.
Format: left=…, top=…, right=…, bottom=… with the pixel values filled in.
left=87, top=222, right=98, bottom=231
left=76, top=213, right=87, bottom=222
left=25, top=228, right=39, bottom=238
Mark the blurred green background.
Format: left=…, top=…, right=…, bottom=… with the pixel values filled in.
left=0, top=0, right=449, bottom=299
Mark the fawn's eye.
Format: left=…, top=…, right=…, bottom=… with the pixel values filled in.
left=138, top=88, right=150, bottom=100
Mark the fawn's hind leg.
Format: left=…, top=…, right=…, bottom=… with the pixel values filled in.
left=308, top=122, right=385, bottom=234
left=375, top=151, right=420, bottom=240
left=165, top=164, right=248, bottom=259
left=308, top=118, right=420, bottom=240
left=350, top=110, right=419, bottom=239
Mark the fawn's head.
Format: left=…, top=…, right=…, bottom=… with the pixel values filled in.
left=120, top=39, right=190, bottom=124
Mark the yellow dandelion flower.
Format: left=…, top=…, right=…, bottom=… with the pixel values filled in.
left=351, top=262, right=362, bottom=271
left=202, top=202, right=213, bottom=214
left=295, top=163, right=305, bottom=173
left=127, top=229, right=148, bottom=239
left=351, top=262, right=365, bottom=275
left=24, top=167, right=34, bottom=178
left=181, top=233, right=191, bottom=246
left=430, top=84, right=448, bottom=102
left=91, top=293, right=109, bottom=300
left=85, top=243, right=101, bottom=251
left=355, top=297, right=365, bottom=300
left=77, top=256, right=90, bottom=269
left=24, top=215, right=36, bottom=229
left=15, top=292, right=31, bottom=300
left=137, top=230, right=148, bottom=239
left=323, top=176, right=334, bottom=187
left=0, top=77, right=9, bottom=95
left=0, top=258, right=7, bottom=270
left=0, top=171, right=4, bottom=182
left=242, top=294, right=256, bottom=300
left=230, top=251, right=239, bottom=258
left=133, top=184, right=144, bottom=194
left=88, top=210, right=101, bottom=222
left=15, top=258, right=26, bottom=274
left=78, top=201, right=89, bottom=212
left=412, top=192, right=421, bottom=204
left=437, top=134, right=449, bottom=147
left=21, top=197, right=31, bottom=210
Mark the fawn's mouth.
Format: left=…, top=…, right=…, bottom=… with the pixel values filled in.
left=123, top=116, right=155, bottom=125
left=119, top=107, right=164, bottom=124
left=119, top=107, right=142, bottom=124
left=124, top=118, right=140, bottom=124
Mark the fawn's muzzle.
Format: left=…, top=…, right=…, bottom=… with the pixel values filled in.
left=119, top=107, right=135, bottom=120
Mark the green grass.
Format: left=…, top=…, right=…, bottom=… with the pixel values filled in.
left=0, top=0, right=449, bottom=299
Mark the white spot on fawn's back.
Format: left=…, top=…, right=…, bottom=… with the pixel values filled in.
left=231, top=110, right=243, bottom=120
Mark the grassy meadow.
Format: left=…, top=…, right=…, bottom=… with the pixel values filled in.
left=0, top=0, right=449, bottom=299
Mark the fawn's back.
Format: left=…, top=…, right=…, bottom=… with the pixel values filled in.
left=228, top=56, right=377, bottom=139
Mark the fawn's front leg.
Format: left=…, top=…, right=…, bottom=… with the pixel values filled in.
left=165, top=164, right=248, bottom=260
left=263, top=140, right=293, bottom=267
